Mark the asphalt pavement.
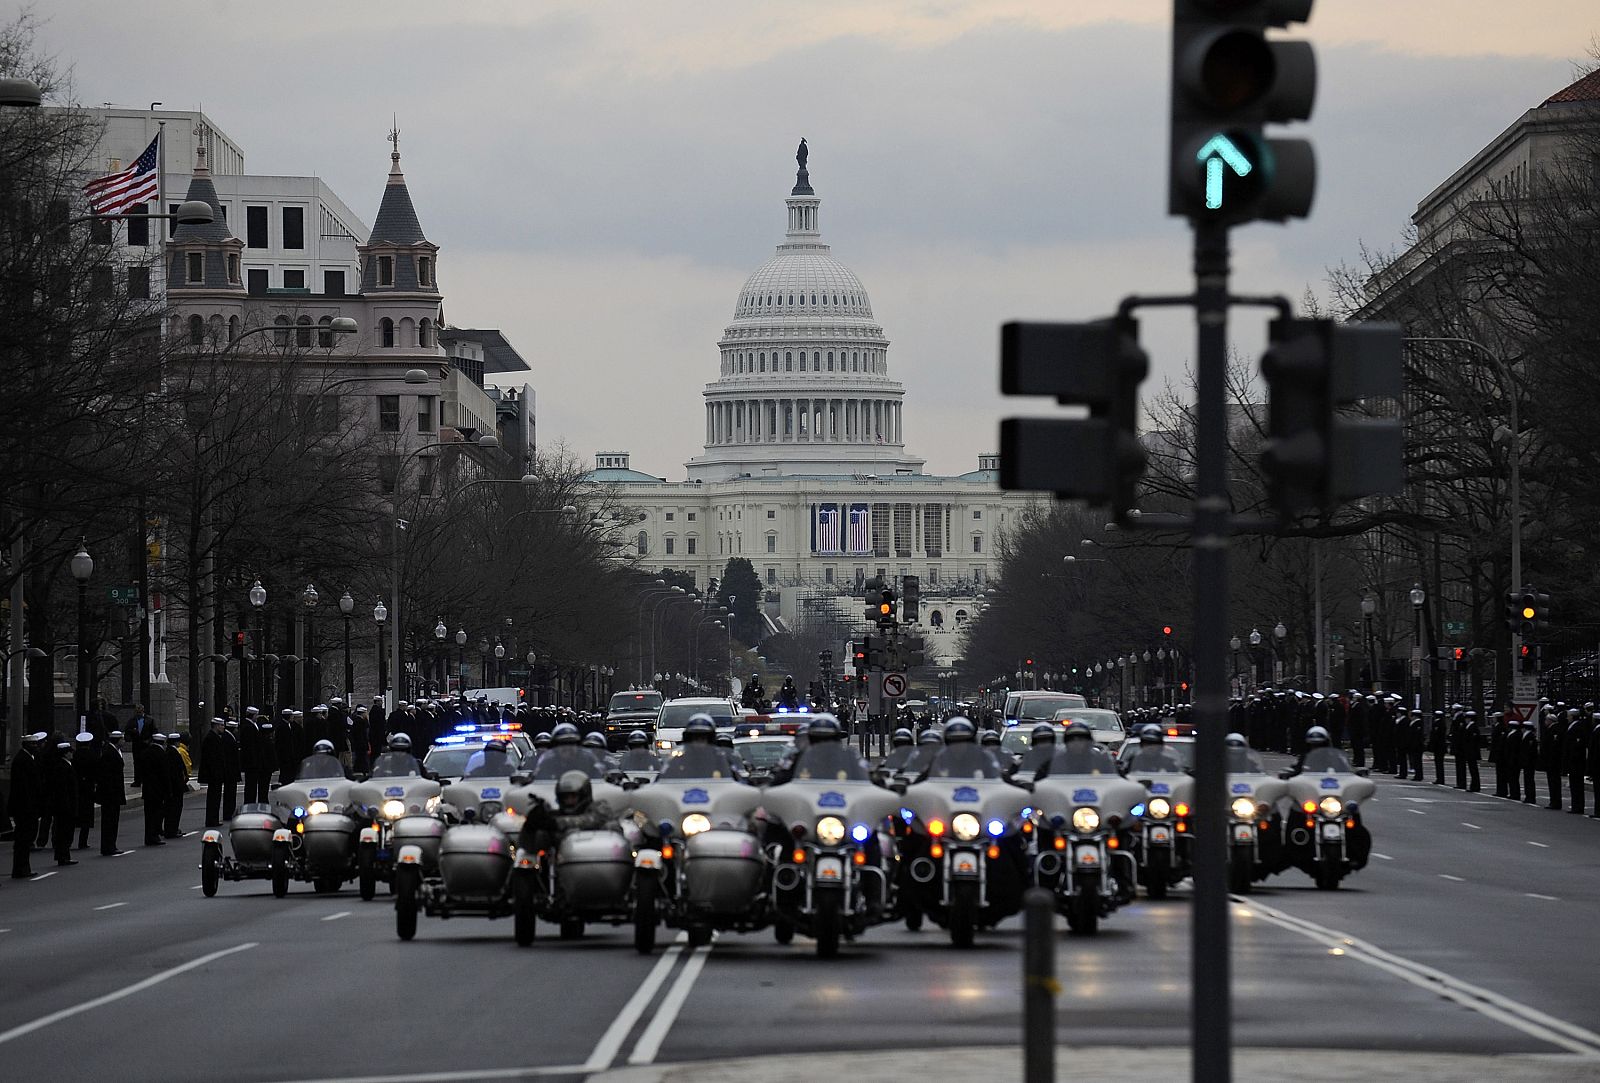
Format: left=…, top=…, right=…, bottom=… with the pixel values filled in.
left=3, top=759, right=1600, bottom=1083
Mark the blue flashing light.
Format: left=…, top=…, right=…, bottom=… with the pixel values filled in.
left=292, top=806, right=306, bottom=818
left=986, top=819, right=1006, bottom=838
left=1130, top=803, right=1146, bottom=818
left=659, top=820, right=674, bottom=838
left=776, top=706, right=790, bottom=714
left=899, top=808, right=915, bottom=823
left=1021, top=806, right=1034, bottom=819
left=454, top=723, right=477, bottom=732
left=798, top=705, right=810, bottom=713
left=849, top=823, right=872, bottom=843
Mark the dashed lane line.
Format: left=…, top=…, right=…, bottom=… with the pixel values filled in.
left=1527, top=893, right=1559, bottom=901
left=0, top=942, right=257, bottom=1046
left=321, top=911, right=350, bottom=922
left=1462, top=822, right=1482, bottom=829
left=92, top=902, right=126, bottom=911
left=1529, top=841, right=1550, bottom=848
left=1371, top=852, right=1393, bottom=861
left=1439, top=874, right=1466, bottom=882
left=1406, top=809, right=1427, bottom=815
left=28, top=872, right=56, bottom=882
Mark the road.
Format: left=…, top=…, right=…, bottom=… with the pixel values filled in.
left=3, top=764, right=1600, bottom=1082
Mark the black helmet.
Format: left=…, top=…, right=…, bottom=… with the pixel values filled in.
left=533, top=731, right=552, bottom=750
left=313, top=739, right=335, bottom=755
left=807, top=716, right=843, bottom=742
left=979, top=729, right=1001, bottom=747
left=388, top=733, right=412, bottom=752
left=683, top=713, right=717, bottom=743
left=582, top=732, right=608, bottom=751
left=1138, top=724, right=1164, bottom=746
left=484, top=738, right=510, bottom=754
left=1062, top=720, right=1092, bottom=742
left=750, top=672, right=761, bottom=681
left=917, top=728, right=943, bottom=746
left=1224, top=732, right=1248, bottom=750
left=551, top=722, right=580, bottom=746
left=555, top=770, right=593, bottom=814
left=891, top=727, right=914, bottom=748
left=1305, top=725, right=1331, bottom=748
left=1030, top=723, right=1057, bottom=746
left=715, top=732, right=734, bottom=749
left=627, top=730, right=649, bottom=749
left=943, top=718, right=976, bottom=744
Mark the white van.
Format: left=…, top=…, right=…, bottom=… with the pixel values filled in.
left=1002, top=691, right=1089, bottom=725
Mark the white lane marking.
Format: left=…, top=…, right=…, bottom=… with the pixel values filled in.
left=1406, top=809, right=1426, bottom=815
left=93, top=902, right=126, bottom=911
left=1529, top=841, right=1550, bottom=848
left=1462, top=822, right=1481, bottom=830
left=1527, top=893, right=1559, bottom=901
left=581, top=933, right=688, bottom=1072
left=0, top=929, right=11, bottom=934
left=0, top=942, right=257, bottom=1046
left=189, top=884, right=204, bottom=889
left=627, top=940, right=714, bottom=1064
left=321, top=911, right=350, bottom=922
left=258, top=1064, right=590, bottom=1083
left=1235, top=896, right=1600, bottom=1056
left=1371, top=852, right=1393, bottom=861
left=28, top=872, right=56, bottom=881
left=1438, top=874, right=1465, bottom=882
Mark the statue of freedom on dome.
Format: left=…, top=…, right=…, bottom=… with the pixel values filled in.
left=796, top=138, right=807, bottom=172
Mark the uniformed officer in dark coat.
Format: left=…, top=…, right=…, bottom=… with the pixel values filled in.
left=162, top=732, right=189, bottom=838
left=1372, top=698, right=1393, bottom=773
left=275, top=712, right=299, bottom=784
left=1406, top=709, right=1425, bottom=781
left=47, top=739, right=80, bottom=866
left=1346, top=695, right=1369, bottom=767
left=1489, top=711, right=1510, bottom=797
left=255, top=719, right=281, bottom=792
left=73, top=731, right=98, bottom=849
left=221, top=720, right=242, bottom=817
left=350, top=704, right=371, bottom=776
left=1503, top=717, right=1524, bottom=801
left=8, top=731, right=44, bottom=877
left=1517, top=717, right=1538, bottom=804
left=239, top=706, right=263, bottom=805
left=96, top=730, right=128, bottom=855
left=1585, top=713, right=1600, bottom=819
left=137, top=733, right=170, bottom=845
left=1539, top=703, right=1563, bottom=810
left=200, top=717, right=237, bottom=827
left=1451, top=709, right=1480, bottom=791
left=1429, top=709, right=1449, bottom=785
left=1563, top=708, right=1590, bottom=815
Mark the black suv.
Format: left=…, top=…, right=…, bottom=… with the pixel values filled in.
left=603, top=689, right=665, bottom=749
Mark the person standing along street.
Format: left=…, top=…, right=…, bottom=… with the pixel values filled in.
left=255, top=720, right=280, bottom=794
left=221, top=720, right=241, bottom=819
left=162, top=732, right=189, bottom=839
left=97, top=730, right=128, bottom=855
left=350, top=703, right=371, bottom=776
left=1564, top=707, right=1590, bottom=815
left=47, top=739, right=80, bottom=867
left=1541, top=704, right=1564, bottom=810
left=1517, top=717, right=1538, bottom=804
left=137, top=733, right=170, bottom=845
left=1348, top=694, right=1370, bottom=767
left=201, top=718, right=232, bottom=827
left=1504, top=718, right=1524, bottom=802
left=1429, top=709, right=1449, bottom=785
left=8, top=732, right=44, bottom=878
left=72, top=731, right=97, bottom=850
left=239, top=706, right=262, bottom=805
left=1585, top=713, right=1600, bottom=820
left=1490, top=712, right=1509, bottom=798
left=1451, top=709, right=1481, bottom=793
left=127, top=703, right=154, bottom=788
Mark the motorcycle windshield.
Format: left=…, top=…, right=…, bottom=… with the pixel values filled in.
left=1301, top=747, right=1355, bottom=773
left=1038, top=744, right=1117, bottom=777
left=297, top=754, right=345, bottom=780
left=879, top=747, right=916, bottom=772
left=789, top=743, right=871, bottom=782
left=924, top=744, right=1004, bottom=779
left=368, top=752, right=421, bottom=778
left=529, top=747, right=607, bottom=780
left=900, top=746, right=940, bottom=776
left=618, top=750, right=662, bottom=771
left=1226, top=748, right=1266, bottom=774
left=1121, top=746, right=1190, bottom=774
left=659, top=745, right=739, bottom=781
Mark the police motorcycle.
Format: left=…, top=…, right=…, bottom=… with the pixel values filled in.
left=628, top=720, right=767, bottom=952
left=1222, top=733, right=1288, bottom=894
left=265, top=741, right=363, bottom=895
left=1026, top=722, right=1145, bottom=934
left=758, top=715, right=902, bottom=958
left=394, top=739, right=529, bottom=941
left=202, top=802, right=295, bottom=898
left=1116, top=725, right=1197, bottom=899
left=1280, top=726, right=1376, bottom=890
left=898, top=719, right=1033, bottom=947
left=500, top=727, right=640, bottom=944
left=347, top=735, right=444, bottom=901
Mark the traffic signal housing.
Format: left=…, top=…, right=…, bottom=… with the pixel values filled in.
left=901, top=575, right=920, bottom=624
left=864, top=635, right=889, bottom=670
left=998, top=316, right=1150, bottom=515
left=1507, top=589, right=1552, bottom=639
left=232, top=630, right=247, bottom=660
left=1169, top=0, right=1317, bottom=225
left=1260, top=317, right=1404, bottom=515
left=902, top=635, right=927, bottom=668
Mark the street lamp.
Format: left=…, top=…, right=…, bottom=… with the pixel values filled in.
left=248, top=579, right=267, bottom=707
left=1228, top=635, right=1241, bottom=694
left=338, top=589, right=355, bottom=704
left=71, top=539, right=93, bottom=725
left=1360, top=594, right=1378, bottom=692
left=300, top=582, right=319, bottom=711
left=455, top=628, right=467, bottom=695
left=494, top=640, right=506, bottom=687
left=1410, top=583, right=1426, bottom=711
left=1273, top=621, right=1288, bottom=686
left=374, top=599, right=388, bottom=702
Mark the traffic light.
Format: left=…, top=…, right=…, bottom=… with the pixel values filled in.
left=1511, top=589, right=1552, bottom=639
left=1519, top=643, right=1536, bottom=673
left=864, top=635, right=888, bottom=670
left=232, top=630, right=247, bottom=660
left=1169, top=0, right=1317, bottom=225
left=901, top=575, right=920, bottom=624
left=1259, top=317, right=1405, bottom=515
left=851, top=641, right=867, bottom=672
left=902, top=635, right=927, bottom=668
left=1162, top=624, right=1174, bottom=638
left=998, top=316, right=1150, bottom=515
left=872, top=584, right=898, bottom=626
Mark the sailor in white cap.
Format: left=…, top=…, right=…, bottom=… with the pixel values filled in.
left=98, top=729, right=130, bottom=855
left=47, top=738, right=79, bottom=866
left=9, top=731, right=45, bottom=878
left=73, top=731, right=97, bottom=851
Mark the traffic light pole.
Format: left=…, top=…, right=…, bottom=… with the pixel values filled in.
left=1189, top=220, right=1233, bottom=1083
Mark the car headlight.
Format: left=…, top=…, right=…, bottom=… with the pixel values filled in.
left=816, top=816, right=846, bottom=844
left=381, top=799, right=406, bottom=820
left=682, top=813, right=712, bottom=836
left=951, top=813, right=982, bottom=841
left=1230, top=797, right=1257, bottom=821
left=306, top=801, right=329, bottom=817
left=1071, top=807, right=1100, bottom=834
left=1318, top=796, right=1343, bottom=818
left=425, top=795, right=441, bottom=813
left=1147, top=798, right=1171, bottom=820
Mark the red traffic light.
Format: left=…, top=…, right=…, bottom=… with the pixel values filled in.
left=1520, top=644, right=1532, bottom=658
left=1452, top=647, right=1465, bottom=661
left=1025, top=658, right=1034, bottom=666
left=1162, top=625, right=1173, bottom=636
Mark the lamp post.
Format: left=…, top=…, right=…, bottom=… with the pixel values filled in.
left=1141, top=650, right=1152, bottom=705
left=455, top=628, right=467, bottom=695
left=300, top=582, right=319, bottom=711
left=1228, top=636, right=1241, bottom=696
left=494, top=640, right=506, bottom=687
left=248, top=578, right=266, bottom=709
left=525, top=650, right=538, bottom=705
left=1360, top=595, right=1378, bottom=692
left=1273, top=621, right=1288, bottom=685
left=338, top=589, right=354, bottom=703
left=431, top=619, right=446, bottom=697
left=70, top=539, right=93, bottom=727
left=373, top=599, right=388, bottom=701
left=1410, top=583, right=1426, bottom=712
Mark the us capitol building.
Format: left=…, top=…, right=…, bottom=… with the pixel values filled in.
left=585, top=144, right=1033, bottom=656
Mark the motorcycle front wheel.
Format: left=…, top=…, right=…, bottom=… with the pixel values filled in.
left=1067, top=884, right=1099, bottom=935
left=1145, top=849, right=1171, bottom=900
left=201, top=846, right=221, bottom=898
left=773, top=917, right=795, bottom=945
left=813, top=893, right=842, bottom=958
left=271, top=847, right=290, bottom=898
left=395, top=868, right=419, bottom=941
left=1227, top=855, right=1253, bottom=895
left=633, top=876, right=657, bottom=954
left=948, top=882, right=978, bottom=948
left=514, top=876, right=538, bottom=948
left=358, top=846, right=377, bottom=901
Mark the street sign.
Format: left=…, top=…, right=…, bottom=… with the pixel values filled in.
left=1513, top=673, right=1538, bottom=703
left=1445, top=620, right=1466, bottom=636
left=882, top=672, right=908, bottom=699
left=107, top=586, right=137, bottom=605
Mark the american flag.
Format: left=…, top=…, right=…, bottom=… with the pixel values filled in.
left=84, top=134, right=161, bottom=216
left=848, top=504, right=870, bottom=554
left=816, top=505, right=841, bottom=554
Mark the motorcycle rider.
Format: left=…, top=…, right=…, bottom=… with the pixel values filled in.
left=1283, top=725, right=1371, bottom=868
left=1036, top=721, right=1117, bottom=778
left=776, top=675, right=801, bottom=710
left=297, top=739, right=350, bottom=780
left=677, top=714, right=745, bottom=780
left=1008, top=723, right=1059, bottom=779
left=528, top=722, right=609, bottom=779
left=517, top=769, right=630, bottom=853
left=742, top=672, right=767, bottom=710
left=617, top=731, right=662, bottom=775
left=878, top=728, right=917, bottom=775
left=1121, top=724, right=1183, bottom=775
left=369, top=733, right=435, bottom=780
left=465, top=738, right=514, bottom=778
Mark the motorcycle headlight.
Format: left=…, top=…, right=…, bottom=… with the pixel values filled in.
left=381, top=800, right=406, bottom=821
left=682, top=813, right=712, bottom=836
left=1318, top=796, right=1343, bottom=818
left=951, top=813, right=982, bottom=841
left=306, top=801, right=329, bottom=817
left=425, top=795, right=441, bottom=814
left=478, top=800, right=503, bottom=819
left=816, top=816, right=846, bottom=844
left=1071, top=807, right=1100, bottom=834
left=1230, top=797, right=1257, bottom=821
left=1147, top=798, right=1171, bottom=820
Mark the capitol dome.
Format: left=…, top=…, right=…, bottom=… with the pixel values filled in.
left=685, top=142, right=923, bottom=482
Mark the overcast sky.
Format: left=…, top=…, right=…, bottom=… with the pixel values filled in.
left=23, top=1, right=1593, bottom=476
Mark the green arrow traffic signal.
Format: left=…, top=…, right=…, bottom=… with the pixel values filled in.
left=1198, top=133, right=1251, bottom=209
